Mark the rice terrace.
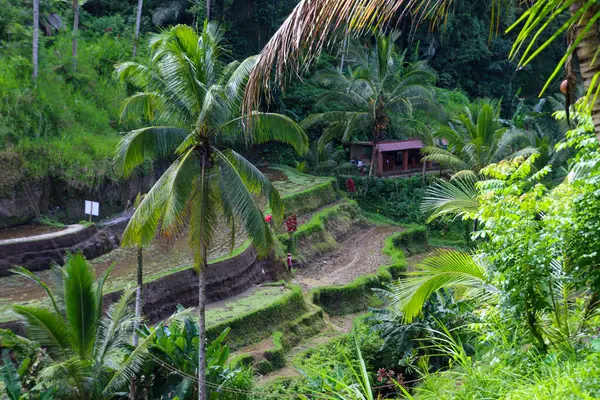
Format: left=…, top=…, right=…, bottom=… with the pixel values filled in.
left=1, top=0, right=600, bottom=399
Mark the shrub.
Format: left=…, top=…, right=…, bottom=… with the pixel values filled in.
left=337, top=175, right=434, bottom=223
left=314, top=160, right=337, bottom=176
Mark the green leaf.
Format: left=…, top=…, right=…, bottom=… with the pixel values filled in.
left=63, top=253, right=98, bottom=359
left=114, top=126, right=188, bottom=176
left=1, top=350, right=22, bottom=400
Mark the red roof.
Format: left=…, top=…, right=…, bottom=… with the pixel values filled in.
left=377, top=139, right=424, bottom=152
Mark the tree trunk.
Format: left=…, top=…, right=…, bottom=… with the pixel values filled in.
left=132, top=0, right=143, bottom=57
left=72, top=0, right=79, bottom=72
left=32, top=0, right=39, bottom=80
left=572, top=2, right=600, bottom=141
left=339, top=35, right=348, bottom=72
left=198, top=267, right=207, bottom=400
left=197, top=150, right=209, bottom=400
left=422, top=160, right=426, bottom=182
left=206, top=0, right=211, bottom=21
left=129, top=246, right=143, bottom=399
left=364, top=143, right=378, bottom=195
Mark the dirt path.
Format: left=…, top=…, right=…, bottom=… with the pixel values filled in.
left=294, top=225, right=401, bottom=290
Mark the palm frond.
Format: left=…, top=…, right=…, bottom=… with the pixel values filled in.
left=421, top=146, right=471, bottom=171
left=421, top=176, right=479, bottom=223
left=63, top=253, right=98, bottom=359
left=122, top=147, right=200, bottom=247
left=95, top=263, right=115, bottom=318
left=242, top=0, right=452, bottom=114
left=387, top=250, right=496, bottom=322
left=94, top=286, right=136, bottom=369
left=114, top=126, right=188, bottom=176
left=9, top=266, right=60, bottom=315
left=12, top=306, right=71, bottom=357
left=1, top=350, right=22, bottom=400
left=218, top=149, right=284, bottom=224
left=188, top=163, right=219, bottom=272
left=215, top=150, right=273, bottom=256
left=226, top=112, right=309, bottom=155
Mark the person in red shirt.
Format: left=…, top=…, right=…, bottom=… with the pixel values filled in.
left=287, top=253, right=293, bottom=272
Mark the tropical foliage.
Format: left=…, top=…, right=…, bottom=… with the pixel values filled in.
left=2, top=253, right=153, bottom=399
left=302, top=33, right=439, bottom=178
left=422, top=99, right=525, bottom=179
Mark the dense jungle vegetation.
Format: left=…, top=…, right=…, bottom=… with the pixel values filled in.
left=2, top=0, right=600, bottom=399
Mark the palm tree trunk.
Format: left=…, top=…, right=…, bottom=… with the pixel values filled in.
left=197, top=150, right=209, bottom=400
left=130, top=246, right=143, bottom=399
left=72, top=0, right=79, bottom=72
left=339, top=35, right=348, bottom=72
left=572, top=2, right=600, bottom=141
left=198, top=266, right=207, bottom=400
left=422, top=160, right=426, bottom=182
left=132, top=0, right=143, bottom=57
left=206, top=0, right=211, bottom=20
left=364, top=144, right=377, bottom=194
left=32, top=0, right=39, bottom=80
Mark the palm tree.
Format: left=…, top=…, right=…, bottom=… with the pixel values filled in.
left=32, top=0, right=39, bottom=80
left=242, top=0, right=600, bottom=143
left=422, top=99, right=525, bottom=180
left=114, top=22, right=308, bottom=400
left=132, top=0, right=143, bottom=57
left=302, top=34, right=438, bottom=180
left=6, top=253, right=158, bottom=399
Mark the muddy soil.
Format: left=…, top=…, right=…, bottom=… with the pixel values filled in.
left=294, top=225, right=401, bottom=290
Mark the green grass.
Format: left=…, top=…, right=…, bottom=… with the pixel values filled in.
left=207, top=284, right=308, bottom=350
left=206, top=286, right=289, bottom=326
left=270, top=166, right=333, bottom=197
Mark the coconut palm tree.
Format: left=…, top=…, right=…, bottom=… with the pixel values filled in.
left=6, top=253, right=160, bottom=399
left=302, top=34, right=439, bottom=180
left=242, top=0, right=600, bottom=143
left=114, top=22, right=308, bottom=400
left=421, top=99, right=526, bottom=180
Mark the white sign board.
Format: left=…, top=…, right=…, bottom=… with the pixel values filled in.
left=85, top=200, right=100, bottom=216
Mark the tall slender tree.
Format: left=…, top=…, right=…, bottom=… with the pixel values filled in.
left=132, top=0, right=144, bottom=57
left=72, top=0, right=79, bottom=72
left=32, top=0, right=39, bottom=80
left=206, top=0, right=211, bottom=20
left=115, top=22, right=307, bottom=400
